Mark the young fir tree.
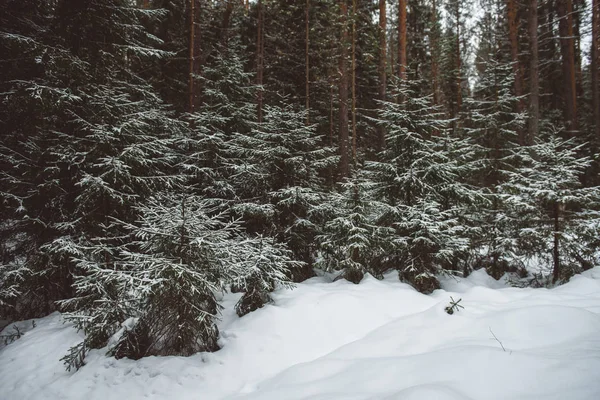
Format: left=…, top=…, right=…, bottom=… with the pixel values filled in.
left=500, top=131, right=600, bottom=284
left=315, top=177, right=394, bottom=283
left=183, top=42, right=258, bottom=201
left=62, top=194, right=298, bottom=369
left=367, top=78, right=480, bottom=292
left=227, top=104, right=336, bottom=280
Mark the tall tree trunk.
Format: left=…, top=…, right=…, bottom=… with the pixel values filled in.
left=507, top=0, right=524, bottom=115
left=455, top=1, right=462, bottom=115
left=351, top=0, right=357, bottom=165
left=431, top=0, right=439, bottom=106
left=398, top=0, right=407, bottom=81
left=378, top=0, right=387, bottom=150
left=593, top=0, right=600, bottom=137
left=339, top=0, right=350, bottom=178
left=528, top=0, right=539, bottom=144
left=221, top=1, right=235, bottom=47
left=390, top=35, right=395, bottom=77
left=188, top=0, right=196, bottom=113
left=306, top=0, right=310, bottom=125
left=552, top=202, right=561, bottom=283
left=256, top=0, right=264, bottom=123
left=557, top=0, right=578, bottom=133
left=574, top=0, right=584, bottom=100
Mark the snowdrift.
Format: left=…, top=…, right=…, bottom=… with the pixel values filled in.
left=1, top=268, right=600, bottom=400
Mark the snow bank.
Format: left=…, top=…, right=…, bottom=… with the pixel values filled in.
left=2, top=269, right=600, bottom=400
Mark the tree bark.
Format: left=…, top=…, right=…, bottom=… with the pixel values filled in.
left=593, top=0, right=600, bottom=137
left=378, top=0, right=387, bottom=150
left=455, top=1, right=462, bottom=115
left=528, top=0, right=539, bottom=144
left=398, top=0, right=407, bottom=81
left=431, top=0, right=439, bottom=106
left=507, top=0, right=524, bottom=117
left=557, top=0, right=578, bottom=133
left=338, top=0, right=350, bottom=178
left=351, top=0, right=357, bottom=165
left=188, top=0, right=196, bottom=113
left=306, top=0, right=310, bottom=125
left=256, top=0, right=264, bottom=123
left=221, top=1, right=235, bottom=47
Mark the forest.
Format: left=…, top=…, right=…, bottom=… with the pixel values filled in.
left=1, top=0, right=600, bottom=372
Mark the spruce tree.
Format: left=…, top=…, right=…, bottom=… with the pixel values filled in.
left=367, top=78, right=480, bottom=291
left=500, top=131, right=599, bottom=283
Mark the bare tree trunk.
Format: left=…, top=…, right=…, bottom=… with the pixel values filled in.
left=574, top=0, right=584, bottom=100
left=398, top=0, right=407, bottom=81
left=188, top=0, right=196, bottom=113
left=378, top=0, right=387, bottom=150
left=306, top=0, right=310, bottom=125
left=351, top=0, right=357, bottom=165
left=339, top=0, right=350, bottom=178
left=507, top=0, right=524, bottom=111
left=558, top=0, right=578, bottom=133
left=593, top=0, right=600, bottom=137
left=330, top=83, right=334, bottom=147
left=256, top=0, right=264, bottom=123
left=431, top=0, right=439, bottom=106
left=455, top=1, right=462, bottom=115
left=390, top=35, right=395, bottom=77
left=528, top=0, right=539, bottom=144
left=143, top=0, right=150, bottom=8
left=221, top=1, right=235, bottom=47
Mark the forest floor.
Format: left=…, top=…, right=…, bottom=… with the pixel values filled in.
left=1, top=268, right=600, bottom=400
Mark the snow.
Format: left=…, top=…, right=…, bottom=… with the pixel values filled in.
left=2, top=269, right=600, bottom=400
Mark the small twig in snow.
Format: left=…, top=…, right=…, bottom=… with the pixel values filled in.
left=489, top=327, right=508, bottom=353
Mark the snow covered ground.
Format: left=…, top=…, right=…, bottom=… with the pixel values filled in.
left=2, top=268, right=600, bottom=400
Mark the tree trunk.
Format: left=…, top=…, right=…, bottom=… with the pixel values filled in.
left=221, top=1, right=235, bottom=47
left=256, top=0, right=264, bottom=123
left=455, top=1, right=462, bottom=115
left=593, top=0, right=600, bottom=137
left=306, top=0, right=310, bottom=125
left=507, top=0, right=524, bottom=116
left=398, top=0, right=407, bottom=81
left=552, top=202, right=561, bottom=283
left=339, top=0, right=350, bottom=178
left=351, top=0, right=357, bottom=165
left=528, top=0, right=539, bottom=144
left=574, top=0, right=584, bottom=101
left=378, top=0, right=387, bottom=150
left=390, top=34, right=395, bottom=77
left=188, top=0, right=198, bottom=114
left=431, top=0, right=439, bottom=106
left=557, top=0, right=578, bottom=133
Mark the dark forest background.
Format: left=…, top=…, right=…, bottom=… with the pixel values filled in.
left=1, top=0, right=600, bottom=367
